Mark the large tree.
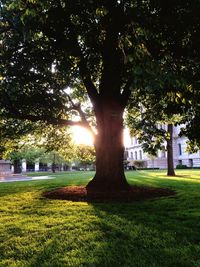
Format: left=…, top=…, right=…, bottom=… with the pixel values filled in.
left=1, top=0, right=199, bottom=192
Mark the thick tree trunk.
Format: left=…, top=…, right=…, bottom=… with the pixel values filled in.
left=86, top=101, right=131, bottom=193
left=167, top=124, right=176, bottom=176
left=13, top=159, right=21, bottom=174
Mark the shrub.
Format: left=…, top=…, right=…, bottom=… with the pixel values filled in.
left=138, top=168, right=160, bottom=170
left=176, top=164, right=188, bottom=169
left=133, top=160, right=147, bottom=168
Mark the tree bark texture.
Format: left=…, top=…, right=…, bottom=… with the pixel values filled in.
left=86, top=100, right=131, bottom=192
left=167, top=124, right=176, bottom=176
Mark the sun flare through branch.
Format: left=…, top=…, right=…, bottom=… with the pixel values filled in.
left=71, top=126, right=94, bottom=146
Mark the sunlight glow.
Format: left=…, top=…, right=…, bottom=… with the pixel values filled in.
left=71, top=126, right=94, bottom=146
left=123, top=128, right=131, bottom=147
left=71, top=126, right=130, bottom=147
left=72, top=127, right=130, bottom=147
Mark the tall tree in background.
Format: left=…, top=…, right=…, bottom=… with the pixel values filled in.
left=180, top=88, right=200, bottom=152
left=74, top=144, right=95, bottom=170
left=0, top=119, right=73, bottom=173
left=126, top=102, right=181, bottom=176
left=126, top=0, right=200, bottom=176
left=1, top=1, right=199, bottom=192
left=0, top=118, right=38, bottom=172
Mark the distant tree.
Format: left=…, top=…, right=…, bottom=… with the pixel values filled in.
left=0, top=118, right=37, bottom=165
left=74, top=145, right=95, bottom=169
left=126, top=0, right=200, bottom=176
left=3, top=139, right=45, bottom=173
left=1, top=121, right=72, bottom=173
left=126, top=58, right=199, bottom=176
left=39, top=151, right=68, bottom=173
left=126, top=98, right=184, bottom=176
left=180, top=89, right=200, bottom=152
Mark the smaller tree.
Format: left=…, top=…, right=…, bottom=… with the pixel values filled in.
left=3, top=139, right=46, bottom=173
left=73, top=145, right=95, bottom=170
left=180, top=89, right=200, bottom=152
left=0, top=119, right=73, bottom=173
left=39, top=151, right=69, bottom=173
left=0, top=118, right=38, bottom=171
left=126, top=100, right=184, bottom=176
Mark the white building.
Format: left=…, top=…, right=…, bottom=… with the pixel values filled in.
left=125, top=125, right=200, bottom=169
left=20, top=160, right=68, bottom=172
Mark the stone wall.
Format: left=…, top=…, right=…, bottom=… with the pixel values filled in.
left=0, top=160, right=11, bottom=176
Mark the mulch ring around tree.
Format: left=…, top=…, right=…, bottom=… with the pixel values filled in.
left=43, top=186, right=176, bottom=203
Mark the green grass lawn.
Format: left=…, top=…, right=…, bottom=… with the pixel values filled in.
left=0, top=170, right=200, bottom=267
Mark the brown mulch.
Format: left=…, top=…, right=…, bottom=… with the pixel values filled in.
left=43, top=186, right=176, bottom=203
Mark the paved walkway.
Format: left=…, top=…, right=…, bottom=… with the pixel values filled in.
left=0, top=175, right=54, bottom=183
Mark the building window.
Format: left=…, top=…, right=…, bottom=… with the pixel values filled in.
left=161, top=146, right=166, bottom=158
left=161, top=151, right=166, bottom=158
left=130, top=152, right=133, bottom=159
left=178, top=144, right=182, bottom=155
left=189, top=159, right=193, bottom=167
left=139, top=150, right=142, bottom=160
left=135, top=151, right=138, bottom=160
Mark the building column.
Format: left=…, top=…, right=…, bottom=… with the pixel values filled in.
left=61, top=163, right=64, bottom=171
left=22, top=159, right=27, bottom=173
left=35, top=160, right=40, bottom=172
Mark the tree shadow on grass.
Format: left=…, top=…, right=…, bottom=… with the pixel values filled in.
left=1, top=187, right=199, bottom=267
left=1, top=172, right=200, bottom=266
left=87, top=199, right=200, bottom=267
left=0, top=175, right=92, bottom=198
left=23, top=183, right=200, bottom=267
left=127, top=176, right=200, bottom=191
left=20, top=197, right=200, bottom=267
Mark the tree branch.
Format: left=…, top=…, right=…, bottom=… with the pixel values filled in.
left=27, top=114, right=92, bottom=130
left=3, top=92, right=95, bottom=136
left=121, top=78, right=133, bottom=106
left=63, top=15, right=99, bottom=104
left=65, top=93, right=96, bottom=136
left=5, top=110, right=86, bottom=128
left=78, top=59, right=99, bottom=105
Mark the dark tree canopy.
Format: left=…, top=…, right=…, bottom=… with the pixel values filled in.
left=126, top=92, right=182, bottom=176
left=1, top=0, right=200, bottom=192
